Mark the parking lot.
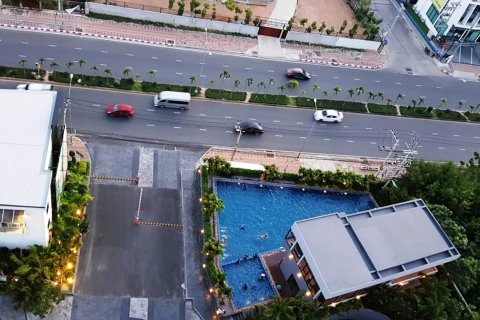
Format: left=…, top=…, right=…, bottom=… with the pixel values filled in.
left=72, top=138, right=212, bottom=320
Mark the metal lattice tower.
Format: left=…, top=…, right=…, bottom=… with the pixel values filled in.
left=377, top=131, right=419, bottom=188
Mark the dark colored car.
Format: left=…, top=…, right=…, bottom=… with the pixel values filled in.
left=286, top=68, right=311, bottom=80
left=235, top=120, right=264, bottom=135
left=106, top=104, right=135, bottom=118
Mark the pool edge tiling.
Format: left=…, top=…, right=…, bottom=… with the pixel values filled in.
left=214, top=178, right=377, bottom=310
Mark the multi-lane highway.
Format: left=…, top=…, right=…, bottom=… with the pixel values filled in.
left=0, top=28, right=479, bottom=110
left=2, top=80, right=477, bottom=162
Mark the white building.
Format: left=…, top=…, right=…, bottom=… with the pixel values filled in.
left=0, top=89, right=67, bottom=249
left=279, top=199, right=460, bottom=305
left=414, top=0, right=480, bottom=41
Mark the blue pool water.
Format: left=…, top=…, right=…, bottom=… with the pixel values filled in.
left=215, top=179, right=376, bottom=309
left=223, top=258, right=276, bottom=309
left=216, top=179, right=376, bottom=263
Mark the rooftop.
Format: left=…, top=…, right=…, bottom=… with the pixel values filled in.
left=292, top=199, right=460, bottom=299
left=0, top=89, right=58, bottom=208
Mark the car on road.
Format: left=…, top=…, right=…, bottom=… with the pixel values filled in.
left=313, top=109, right=344, bottom=123
left=153, top=91, right=191, bottom=109
left=286, top=68, right=311, bottom=80
left=106, top=104, right=135, bottom=118
left=235, top=120, right=264, bottom=135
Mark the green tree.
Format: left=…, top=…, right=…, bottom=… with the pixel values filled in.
left=355, top=86, right=364, bottom=98
left=264, top=164, right=281, bottom=181
left=122, top=67, right=132, bottom=80
left=65, top=61, right=75, bottom=70
left=168, top=0, right=175, bottom=9
left=203, top=238, right=223, bottom=256
left=177, top=0, right=185, bottom=16
left=266, top=78, right=276, bottom=95
left=206, top=156, right=231, bottom=176
left=202, top=193, right=224, bottom=217
left=439, top=97, right=448, bottom=109
left=244, top=77, right=253, bottom=91
left=49, top=61, right=59, bottom=72
left=147, top=69, right=157, bottom=81
left=103, top=68, right=112, bottom=84
left=18, top=58, right=27, bottom=76
left=318, top=90, right=328, bottom=108
left=7, top=246, right=64, bottom=317
left=201, top=3, right=209, bottom=18
left=318, top=21, right=327, bottom=34
left=339, top=20, right=348, bottom=34
left=394, top=93, right=405, bottom=105
left=90, top=65, right=99, bottom=75
left=348, top=23, right=359, bottom=38
left=257, top=81, right=266, bottom=94
left=189, top=0, right=200, bottom=15
left=219, top=71, right=231, bottom=90
left=299, top=18, right=308, bottom=26
left=418, top=96, right=426, bottom=107
left=244, top=8, right=252, bottom=24
left=276, top=85, right=286, bottom=103
left=332, top=86, right=342, bottom=97
left=288, top=79, right=299, bottom=90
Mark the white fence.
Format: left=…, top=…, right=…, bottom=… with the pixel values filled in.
left=286, top=31, right=381, bottom=51
left=86, top=2, right=259, bottom=36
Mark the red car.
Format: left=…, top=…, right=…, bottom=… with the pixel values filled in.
left=106, top=104, right=135, bottom=118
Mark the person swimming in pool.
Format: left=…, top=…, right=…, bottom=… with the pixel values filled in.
left=258, top=233, right=269, bottom=239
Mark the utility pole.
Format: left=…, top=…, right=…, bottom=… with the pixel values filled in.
left=377, top=131, right=419, bottom=188
left=378, top=3, right=405, bottom=53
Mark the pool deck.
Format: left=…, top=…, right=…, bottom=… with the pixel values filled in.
left=205, top=147, right=392, bottom=176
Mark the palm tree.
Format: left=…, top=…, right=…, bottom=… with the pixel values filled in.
left=457, top=100, right=465, bottom=110
left=147, top=69, right=157, bottom=82
left=276, top=85, right=286, bottom=103
left=90, top=65, right=99, bottom=75
left=385, top=98, right=393, bottom=111
left=244, top=77, right=253, bottom=92
left=439, top=98, right=447, bottom=109
left=49, top=61, right=59, bottom=72
left=122, top=67, right=132, bottom=80
left=267, top=78, right=275, bottom=95
left=257, top=81, right=266, bottom=95
left=103, top=68, right=112, bottom=84
left=342, top=88, right=356, bottom=108
left=318, top=90, right=328, bottom=108
left=219, top=70, right=230, bottom=91
left=203, top=238, right=223, bottom=257
left=18, top=58, right=27, bottom=76
left=332, top=86, right=341, bottom=97
left=208, top=79, right=215, bottom=89
left=312, top=84, right=320, bottom=95
left=77, top=59, right=86, bottom=75
left=418, top=96, right=426, bottom=107
left=189, top=76, right=196, bottom=85
left=66, top=61, right=76, bottom=70
left=202, top=193, right=224, bottom=216
left=288, top=79, right=299, bottom=91
left=134, top=73, right=141, bottom=82
left=300, top=89, right=306, bottom=97
left=355, top=86, right=364, bottom=98
left=231, top=79, right=241, bottom=99
left=366, top=91, right=376, bottom=105
left=376, top=92, right=384, bottom=101
left=394, top=93, right=405, bottom=105
left=409, top=99, right=417, bottom=109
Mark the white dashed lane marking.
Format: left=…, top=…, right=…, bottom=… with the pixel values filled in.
left=222, top=65, right=230, bottom=68
left=296, top=122, right=304, bottom=125
left=459, top=148, right=466, bottom=151
left=365, top=127, right=373, bottom=130
left=46, top=57, right=54, bottom=60
left=174, top=126, right=181, bottom=129
left=200, top=128, right=207, bottom=131
left=273, top=120, right=280, bottom=123
left=245, top=67, right=252, bottom=70
left=173, top=111, right=181, bottom=114
left=416, top=84, right=422, bottom=87
left=176, top=59, right=183, bottom=62
left=435, top=86, right=442, bottom=89
left=333, top=76, right=339, bottom=79
left=226, top=130, right=233, bottom=133
left=323, top=138, right=331, bottom=141
left=74, top=47, right=82, bottom=50
left=146, top=124, right=155, bottom=127
left=347, top=140, right=354, bottom=143
left=151, top=56, right=158, bottom=59
left=176, top=72, right=183, bottom=75
left=267, top=70, right=274, bottom=73
left=199, top=113, right=207, bottom=117
left=354, top=78, right=360, bottom=81
left=126, top=53, right=134, bottom=56
left=249, top=118, right=256, bottom=121
left=48, top=44, right=56, bottom=47
left=432, top=133, right=439, bottom=135
left=300, top=137, right=307, bottom=139
left=453, top=134, right=460, bottom=137
left=147, top=109, right=155, bottom=112
left=438, top=146, right=445, bottom=149
left=370, top=142, right=377, bottom=144
left=99, top=63, right=107, bottom=66
left=19, top=54, right=26, bottom=57
left=375, top=80, right=381, bottom=83
left=92, top=104, right=101, bottom=107
left=275, top=134, right=282, bottom=137
left=395, top=82, right=402, bottom=85
left=224, top=116, right=232, bottom=119
left=21, top=41, right=29, bottom=44
left=101, top=50, right=108, bottom=53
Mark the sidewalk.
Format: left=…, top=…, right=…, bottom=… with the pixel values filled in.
left=0, top=7, right=385, bottom=69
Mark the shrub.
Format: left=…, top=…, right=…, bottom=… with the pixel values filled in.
left=205, top=89, right=246, bottom=101
left=118, top=78, right=135, bottom=90
left=294, top=97, right=316, bottom=108
left=399, top=106, right=434, bottom=118
left=368, top=103, right=398, bottom=115
left=249, top=93, right=289, bottom=105
left=465, top=111, right=480, bottom=122
left=314, top=99, right=366, bottom=113
left=141, top=81, right=200, bottom=96
left=435, top=109, right=466, bottom=121
left=77, top=161, right=90, bottom=175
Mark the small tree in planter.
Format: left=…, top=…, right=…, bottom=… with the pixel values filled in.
left=189, top=0, right=200, bottom=16
left=206, top=156, right=231, bottom=176
left=253, top=16, right=261, bottom=26
left=318, top=22, right=327, bottom=34
left=339, top=20, right=347, bottom=35
left=177, top=0, right=185, bottom=16
left=348, top=23, right=359, bottom=38
left=225, top=0, right=235, bottom=11
left=201, top=3, right=209, bottom=18
left=212, top=4, right=216, bottom=20
left=299, top=18, right=308, bottom=29
left=203, top=238, right=223, bottom=256
left=234, top=6, right=243, bottom=22
left=287, top=16, right=296, bottom=31
left=244, top=8, right=252, bottom=25
left=168, top=0, right=175, bottom=9
left=325, top=26, right=335, bottom=35
left=203, top=193, right=224, bottom=217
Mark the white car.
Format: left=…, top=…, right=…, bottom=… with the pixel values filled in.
left=313, top=109, right=344, bottom=123
left=16, top=83, right=54, bottom=91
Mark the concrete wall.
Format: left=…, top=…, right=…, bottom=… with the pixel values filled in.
left=286, top=31, right=381, bottom=51
left=86, top=2, right=259, bottom=36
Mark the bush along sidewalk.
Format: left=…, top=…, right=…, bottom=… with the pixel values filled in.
left=367, top=103, right=398, bottom=116
left=205, top=88, right=246, bottom=101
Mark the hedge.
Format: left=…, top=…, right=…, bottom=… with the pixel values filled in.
left=77, top=161, right=90, bottom=175
left=50, top=72, right=116, bottom=88
left=399, top=106, right=434, bottom=118
left=204, top=89, right=246, bottom=101
left=465, top=111, right=480, bottom=122
left=435, top=109, right=467, bottom=121
left=0, top=66, right=36, bottom=79
left=141, top=81, right=200, bottom=95
left=249, top=93, right=289, bottom=105
left=295, top=97, right=316, bottom=108
left=313, top=99, right=366, bottom=113
left=368, top=103, right=398, bottom=115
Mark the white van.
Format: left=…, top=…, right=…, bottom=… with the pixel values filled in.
left=153, top=91, right=191, bottom=110
left=16, top=83, right=54, bottom=91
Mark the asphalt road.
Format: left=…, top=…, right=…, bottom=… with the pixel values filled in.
left=1, top=81, right=472, bottom=162
left=0, top=28, right=479, bottom=110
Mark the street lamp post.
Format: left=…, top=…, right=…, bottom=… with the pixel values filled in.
left=199, top=27, right=212, bottom=85
left=66, top=74, right=74, bottom=140
left=232, top=121, right=242, bottom=160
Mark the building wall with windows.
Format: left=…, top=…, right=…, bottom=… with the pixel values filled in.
left=0, top=90, right=60, bottom=249
left=414, top=0, right=480, bottom=41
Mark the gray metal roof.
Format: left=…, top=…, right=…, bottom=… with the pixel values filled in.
left=292, top=199, right=460, bottom=299
left=0, top=89, right=57, bottom=208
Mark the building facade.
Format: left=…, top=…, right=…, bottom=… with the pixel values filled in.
left=0, top=89, right=66, bottom=249
left=414, top=0, right=480, bottom=41
left=279, top=199, right=460, bottom=306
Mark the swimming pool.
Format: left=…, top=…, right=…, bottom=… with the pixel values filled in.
left=215, top=178, right=376, bottom=309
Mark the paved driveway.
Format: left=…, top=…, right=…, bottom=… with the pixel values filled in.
left=72, top=138, right=212, bottom=320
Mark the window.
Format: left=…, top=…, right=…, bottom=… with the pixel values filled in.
left=292, top=243, right=304, bottom=261
left=427, top=5, right=439, bottom=23
left=285, top=229, right=296, bottom=248
left=287, top=274, right=300, bottom=296
left=0, top=209, right=25, bottom=232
